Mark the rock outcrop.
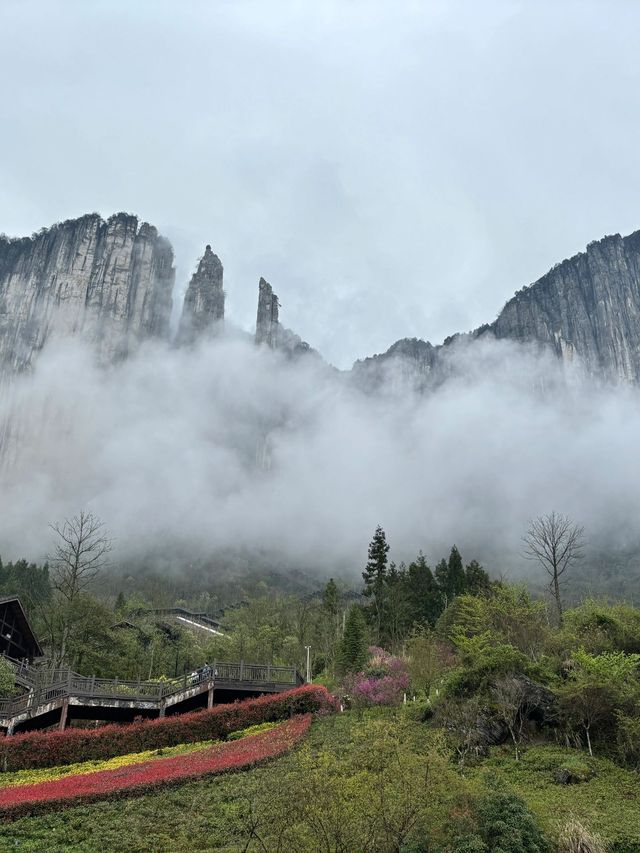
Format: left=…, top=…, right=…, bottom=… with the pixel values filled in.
left=351, top=337, right=441, bottom=393
left=0, top=213, right=174, bottom=371
left=487, top=231, right=640, bottom=382
left=254, top=277, right=315, bottom=357
left=255, top=277, right=279, bottom=348
left=177, top=245, right=224, bottom=344
left=354, top=229, right=640, bottom=387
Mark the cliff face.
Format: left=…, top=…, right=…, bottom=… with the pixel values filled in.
left=488, top=231, right=640, bottom=382
left=177, top=245, right=224, bottom=344
left=255, top=277, right=279, bottom=347
left=351, top=338, right=440, bottom=392
left=0, top=213, right=174, bottom=371
left=254, top=276, right=316, bottom=357
left=354, top=229, right=640, bottom=386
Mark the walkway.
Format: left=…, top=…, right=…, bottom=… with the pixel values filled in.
left=0, top=660, right=303, bottom=734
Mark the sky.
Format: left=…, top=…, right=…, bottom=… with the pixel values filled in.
left=2, top=0, right=640, bottom=368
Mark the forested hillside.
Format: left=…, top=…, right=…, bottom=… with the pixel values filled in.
left=0, top=516, right=639, bottom=850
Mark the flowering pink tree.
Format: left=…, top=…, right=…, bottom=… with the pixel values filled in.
left=344, top=647, right=409, bottom=707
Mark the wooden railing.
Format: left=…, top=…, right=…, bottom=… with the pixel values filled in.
left=0, top=660, right=302, bottom=720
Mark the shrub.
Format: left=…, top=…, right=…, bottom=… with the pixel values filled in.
left=0, top=684, right=336, bottom=771
left=343, top=647, right=409, bottom=707
left=0, top=714, right=312, bottom=819
left=474, top=787, right=548, bottom=852
left=616, top=710, right=640, bottom=768
left=226, top=721, right=277, bottom=741
left=556, top=818, right=605, bottom=853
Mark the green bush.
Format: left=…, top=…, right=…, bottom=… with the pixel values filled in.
left=0, top=685, right=336, bottom=771
left=474, top=787, right=548, bottom=853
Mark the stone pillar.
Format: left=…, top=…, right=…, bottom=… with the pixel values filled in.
left=255, top=278, right=279, bottom=347
left=207, top=680, right=215, bottom=710
left=177, top=245, right=225, bottom=344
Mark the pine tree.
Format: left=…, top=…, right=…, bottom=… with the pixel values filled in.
left=321, top=578, right=341, bottom=670
left=406, top=552, right=443, bottom=626
left=337, top=605, right=368, bottom=674
left=465, top=559, right=491, bottom=595
left=435, top=546, right=466, bottom=604
left=448, top=546, right=466, bottom=596
left=323, top=578, right=339, bottom=623
left=434, top=557, right=451, bottom=604
left=362, top=526, right=390, bottom=642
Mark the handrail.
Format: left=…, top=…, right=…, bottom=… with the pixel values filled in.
left=0, top=660, right=302, bottom=722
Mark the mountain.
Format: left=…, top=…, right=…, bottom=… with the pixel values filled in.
left=0, top=213, right=313, bottom=371
left=0, top=213, right=175, bottom=371
left=355, top=230, right=640, bottom=386
left=177, top=244, right=224, bottom=344
left=4, top=215, right=640, bottom=382
left=488, top=231, right=640, bottom=381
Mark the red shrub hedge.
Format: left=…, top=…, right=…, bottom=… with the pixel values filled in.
left=0, top=684, right=336, bottom=771
left=0, top=714, right=311, bottom=820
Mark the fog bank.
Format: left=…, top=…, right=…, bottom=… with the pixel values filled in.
left=1, top=334, right=639, bottom=578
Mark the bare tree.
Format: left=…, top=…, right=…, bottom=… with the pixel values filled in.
left=47, top=510, right=112, bottom=666
left=492, top=676, right=531, bottom=761
left=523, top=511, right=584, bottom=625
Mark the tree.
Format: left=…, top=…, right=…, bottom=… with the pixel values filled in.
left=406, top=552, right=443, bottom=627
left=465, top=560, right=491, bottom=596
left=558, top=649, right=640, bottom=756
left=491, top=676, right=532, bottom=761
left=383, top=562, right=410, bottom=650
left=435, top=546, right=467, bottom=605
left=406, top=627, right=451, bottom=696
left=337, top=605, right=368, bottom=675
left=46, top=510, right=112, bottom=667
left=362, top=525, right=390, bottom=641
left=523, top=512, right=584, bottom=625
left=322, top=577, right=340, bottom=640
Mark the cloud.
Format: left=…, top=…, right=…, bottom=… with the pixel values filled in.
left=2, top=332, right=640, bottom=580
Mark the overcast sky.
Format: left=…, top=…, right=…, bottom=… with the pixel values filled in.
left=2, top=0, right=640, bottom=368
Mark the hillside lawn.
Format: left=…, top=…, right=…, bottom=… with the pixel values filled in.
left=0, top=708, right=638, bottom=852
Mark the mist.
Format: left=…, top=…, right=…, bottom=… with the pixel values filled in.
left=1, top=331, right=639, bottom=583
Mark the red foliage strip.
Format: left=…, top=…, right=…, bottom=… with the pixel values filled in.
left=0, top=715, right=311, bottom=819
left=0, top=685, right=337, bottom=771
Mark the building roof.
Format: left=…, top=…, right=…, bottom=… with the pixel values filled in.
left=0, top=596, right=44, bottom=658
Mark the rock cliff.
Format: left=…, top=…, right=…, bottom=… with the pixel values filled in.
left=254, top=276, right=315, bottom=357
left=177, top=245, right=224, bottom=344
left=255, top=277, right=279, bottom=348
left=354, top=229, right=640, bottom=386
left=487, top=231, right=640, bottom=382
left=0, top=213, right=174, bottom=371
left=6, top=213, right=640, bottom=384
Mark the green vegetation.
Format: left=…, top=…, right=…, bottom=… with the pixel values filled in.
left=2, top=710, right=638, bottom=852
left=1, top=518, right=640, bottom=850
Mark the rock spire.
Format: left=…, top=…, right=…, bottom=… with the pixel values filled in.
left=177, top=245, right=224, bottom=344
left=255, top=277, right=280, bottom=347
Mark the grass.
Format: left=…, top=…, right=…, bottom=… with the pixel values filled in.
left=466, top=743, right=640, bottom=852
left=0, top=712, right=638, bottom=852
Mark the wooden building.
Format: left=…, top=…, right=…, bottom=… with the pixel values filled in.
left=0, top=596, right=43, bottom=661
